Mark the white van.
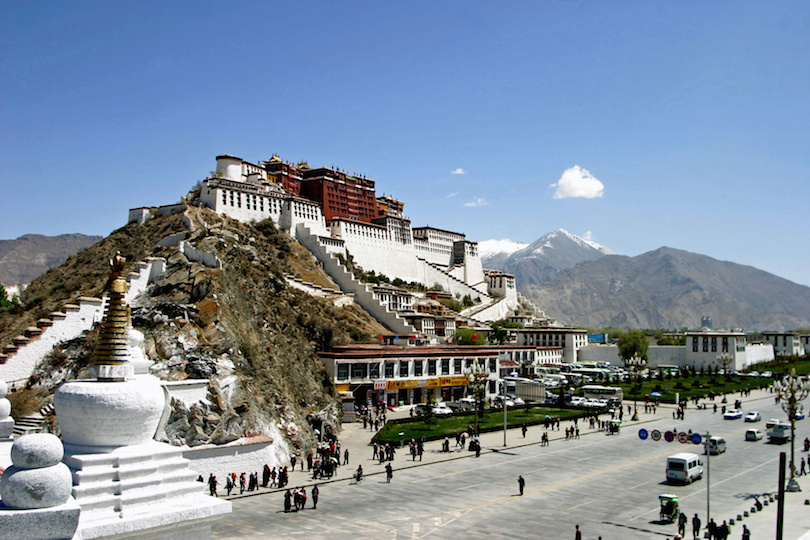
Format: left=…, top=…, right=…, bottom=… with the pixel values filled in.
left=705, top=436, right=726, bottom=455
left=666, top=452, right=704, bottom=484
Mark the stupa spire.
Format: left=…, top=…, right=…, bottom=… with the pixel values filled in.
left=93, top=252, right=133, bottom=381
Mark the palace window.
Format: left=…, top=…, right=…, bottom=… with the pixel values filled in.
left=399, top=361, right=409, bottom=377
left=428, top=360, right=437, bottom=376
left=414, top=360, right=423, bottom=377
left=441, top=359, right=450, bottom=375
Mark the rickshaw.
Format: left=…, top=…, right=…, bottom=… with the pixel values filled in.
left=608, top=419, right=621, bottom=435
left=659, top=494, right=679, bottom=523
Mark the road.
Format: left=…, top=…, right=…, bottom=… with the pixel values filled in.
left=213, top=389, right=810, bottom=539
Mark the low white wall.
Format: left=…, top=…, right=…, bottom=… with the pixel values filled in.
left=164, top=380, right=210, bottom=406
left=578, top=344, right=686, bottom=369
left=179, top=241, right=221, bottom=269
left=183, top=436, right=276, bottom=482
left=743, top=344, right=775, bottom=370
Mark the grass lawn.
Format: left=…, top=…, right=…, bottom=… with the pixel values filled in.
left=616, top=374, right=774, bottom=405
left=373, top=406, right=585, bottom=444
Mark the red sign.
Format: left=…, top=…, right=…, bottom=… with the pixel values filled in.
left=651, top=430, right=661, bottom=441
left=678, top=432, right=689, bottom=443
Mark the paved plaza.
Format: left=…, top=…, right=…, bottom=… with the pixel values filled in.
left=213, top=389, right=810, bottom=539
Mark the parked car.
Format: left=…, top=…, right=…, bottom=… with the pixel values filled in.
left=794, top=411, right=806, bottom=421
left=723, top=409, right=743, bottom=420
left=744, top=411, right=761, bottom=422
left=745, top=429, right=764, bottom=441
left=570, top=397, right=587, bottom=407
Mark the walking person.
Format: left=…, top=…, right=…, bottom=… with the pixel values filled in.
left=522, top=423, right=527, bottom=438
left=283, top=489, right=292, bottom=513
left=678, top=511, right=687, bottom=537
left=692, top=513, right=701, bottom=540
left=207, top=474, right=218, bottom=497
left=344, top=448, right=349, bottom=466
left=575, top=524, right=582, bottom=540
left=385, top=462, right=393, bottom=483
left=311, top=485, right=319, bottom=509
left=741, top=524, right=750, bottom=540
left=518, top=475, right=525, bottom=495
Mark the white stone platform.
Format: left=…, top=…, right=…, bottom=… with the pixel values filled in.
left=63, top=440, right=231, bottom=540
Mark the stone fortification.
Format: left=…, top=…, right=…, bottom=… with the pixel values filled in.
left=163, top=153, right=519, bottom=322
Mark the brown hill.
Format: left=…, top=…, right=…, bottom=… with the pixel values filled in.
left=2, top=207, right=386, bottom=451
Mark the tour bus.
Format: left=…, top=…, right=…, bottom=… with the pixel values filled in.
left=582, top=385, right=624, bottom=404
left=570, top=367, right=612, bottom=383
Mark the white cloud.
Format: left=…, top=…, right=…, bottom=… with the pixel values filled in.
left=551, top=166, right=605, bottom=199
left=450, top=168, right=466, bottom=175
left=582, top=230, right=594, bottom=241
left=464, top=197, right=488, bottom=207
left=447, top=192, right=458, bottom=198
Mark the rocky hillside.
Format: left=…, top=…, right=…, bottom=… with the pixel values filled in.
left=0, top=233, right=102, bottom=287
left=524, top=247, right=810, bottom=331
left=2, top=207, right=387, bottom=453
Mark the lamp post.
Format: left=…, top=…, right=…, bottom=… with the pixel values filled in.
left=465, top=362, right=488, bottom=437
left=625, top=355, right=647, bottom=421
left=773, top=368, right=810, bottom=492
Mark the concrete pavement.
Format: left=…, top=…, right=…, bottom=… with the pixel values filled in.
left=217, top=387, right=810, bottom=539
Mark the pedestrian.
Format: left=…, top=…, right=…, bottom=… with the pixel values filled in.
left=239, top=472, right=246, bottom=494
left=262, top=464, right=270, bottom=487
left=385, top=463, right=393, bottom=483
left=207, top=474, right=218, bottom=497
left=707, top=518, right=716, bottom=540
left=522, top=423, right=527, bottom=438
left=800, top=457, right=806, bottom=476
left=311, top=485, right=319, bottom=509
left=284, top=489, right=292, bottom=513
left=344, top=448, right=349, bottom=465
left=692, top=513, right=701, bottom=540
left=575, top=524, right=582, bottom=540
left=678, top=511, right=687, bottom=537
left=518, top=475, right=525, bottom=495
left=291, top=455, right=297, bottom=470
left=225, top=475, right=234, bottom=496
left=373, top=443, right=378, bottom=460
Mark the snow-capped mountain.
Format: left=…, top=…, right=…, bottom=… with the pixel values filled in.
left=478, top=238, right=529, bottom=258
left=482, top=229, right=614, bottom=285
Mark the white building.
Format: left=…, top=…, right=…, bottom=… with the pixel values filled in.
left=762, top=332, right=807, bottom=357
left=515, top=327, right=589, bottom=364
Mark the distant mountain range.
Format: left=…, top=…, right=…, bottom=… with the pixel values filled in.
left=481, top=230, right=810, bottom=331
left=0, top=233, right=102, bottom=287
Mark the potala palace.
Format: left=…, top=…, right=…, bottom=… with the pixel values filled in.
left=130, top=154, right=543, bottom=333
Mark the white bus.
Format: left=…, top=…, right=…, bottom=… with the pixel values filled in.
left=582, top=385, right=623, bottom=403
left=570, top=367, right=612, bottom=383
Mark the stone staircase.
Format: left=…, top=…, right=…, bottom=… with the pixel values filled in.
left=294, top=224, right=416, bottom=334
left=0, top=257, right=167, bottom=385
left=12, top=401, right=55, bottom=437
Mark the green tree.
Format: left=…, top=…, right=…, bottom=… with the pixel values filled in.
left=488, top=322, right=509, bottom=345
left=618, top=330, right=649, bottom=362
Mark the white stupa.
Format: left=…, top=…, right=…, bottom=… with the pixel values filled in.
left=53, top=253, right=230, bottom=539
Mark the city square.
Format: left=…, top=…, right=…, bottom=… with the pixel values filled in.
left=214, top=389, right=810, bottom=539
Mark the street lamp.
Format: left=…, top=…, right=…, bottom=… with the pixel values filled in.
left=465, top=362, right=488, bottom=437
left=625, top=355, right=647, bottom=421
left=773, top=368, right=810, bottom=492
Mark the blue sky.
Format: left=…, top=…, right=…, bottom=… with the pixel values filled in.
left=2, top=2, right=809, bottom=286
